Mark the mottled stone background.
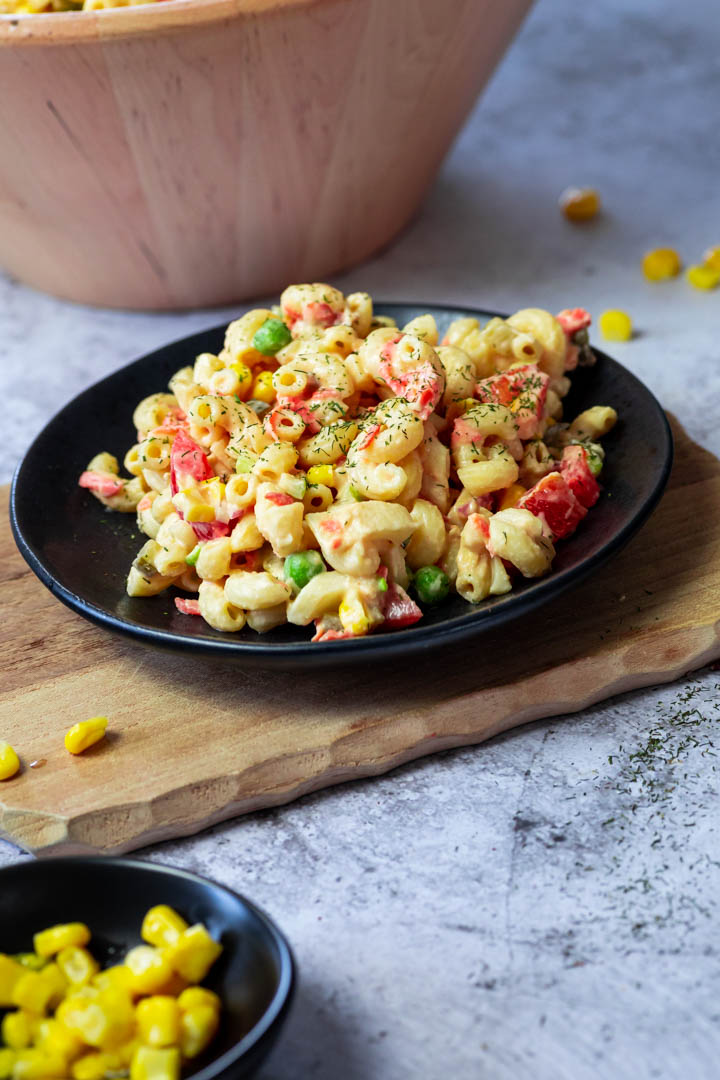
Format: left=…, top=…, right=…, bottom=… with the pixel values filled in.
left=2, top=0, right=719, bottom=1077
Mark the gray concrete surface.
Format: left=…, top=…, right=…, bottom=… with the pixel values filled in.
left=2, top=1, right=720, bottom=1076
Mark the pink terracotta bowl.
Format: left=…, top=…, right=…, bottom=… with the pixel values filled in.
left=0, top=0, right=532, bottom=309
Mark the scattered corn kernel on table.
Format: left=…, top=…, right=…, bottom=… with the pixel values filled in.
left=3, top=0, right=720, bottom=1077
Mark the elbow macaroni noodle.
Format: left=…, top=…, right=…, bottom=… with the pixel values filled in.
left=78, top=286, right=617, bottom=643
left=1, top=0, right=165, bottom=11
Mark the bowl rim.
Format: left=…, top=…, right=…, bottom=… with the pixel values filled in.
left=0, top=0, right=322, bottom=47
left=0, top=856, right=296, bottom=1079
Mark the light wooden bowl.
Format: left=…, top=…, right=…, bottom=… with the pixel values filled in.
left=0, top=0, right=532, bottom=309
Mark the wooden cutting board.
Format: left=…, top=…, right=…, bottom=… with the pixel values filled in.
left=2, top=416, right=719, bottom=857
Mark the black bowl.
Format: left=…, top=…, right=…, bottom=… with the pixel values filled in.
left=0, top=858, right=294, bottom=1078
left=10, top=302, right=672, bottom=669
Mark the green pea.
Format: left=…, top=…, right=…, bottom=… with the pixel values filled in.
left=284, top=550, right=326, bottom=592
left=185, top=544, right=202, bottom=566
left=253, top=317, right=292, bottom=356
left=377, top=576, right=388, bottom=593
left=413, top=565, right=450, bottom=606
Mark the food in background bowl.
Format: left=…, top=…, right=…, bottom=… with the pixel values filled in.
left=79, top=283, right=617, bottom=644
left=0, top=859, right=295, bottom=1080
left=0, top=0, right=164, bottom=11
left=0, top=906, right=222, bottom=1079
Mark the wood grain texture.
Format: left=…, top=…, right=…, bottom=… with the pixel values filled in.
left=0, top=0, right=532, bottom=309
left=1, top=416, right=719, bottom=856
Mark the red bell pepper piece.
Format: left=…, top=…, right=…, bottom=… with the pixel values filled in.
left=560, top=445, right=600, bottom=508
left=517, top=471, right=587, bottom=539
left=382, top=583, right=423, bottom=628
left=78, top=471, right=124, bottom=498
left=190, top=521, right=231, bottom=541
left=175, top=597, right=201, bottom=616
left=312, top=623, right=356, bottom=642
left=475, top=363, right=549, bottom=440
left=306, top=300, right=342, bottom=328
left=556, top=308, right=592, bottom=336
left=170, top=431, right=213, bottom=495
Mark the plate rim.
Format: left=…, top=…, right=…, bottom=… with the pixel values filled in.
left=10, top=301, right=674, bottom=664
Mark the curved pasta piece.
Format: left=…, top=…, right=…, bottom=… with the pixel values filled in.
left=357, top=329, right=445, bottom=418
left=281, top=283, right=346, bottom=338
left=198, top=581, right=247, bottom=632
left=306, top=500, right=416, bottom=576
left=487, top=508, right=555, bottom=577
left=506, top=309, right=567, bottom=383
left=225, top=570, right=290, bottom=610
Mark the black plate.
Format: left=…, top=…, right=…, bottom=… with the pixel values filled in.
left=11, top=303, right=672, bottom=669
left=0, top=857, right=294, bottom=1079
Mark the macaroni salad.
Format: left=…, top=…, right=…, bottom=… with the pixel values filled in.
left=0, top=0, right=164, bottom=13
left=79, top=285, right=617, bottom=642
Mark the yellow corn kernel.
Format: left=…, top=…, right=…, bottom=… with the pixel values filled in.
left=498, top=483, right=527, bottom=511
left=163, top=925, right=222, bottom=984
left=35, top=1017, right=84, bottom=1059
left=1, top=1010, right=34, bottom=1050
left=64, top=718, right=107, bottom=756
left=200, top=477, right=226, bottom=507
left=0, top=742, right=20, bottom=781
left=72, top=1052, right=124, bottom=1080
left=65, top=984, right=99, bottom=1001
left=12, top=964, right=66, bottom=1014
left=179, top=1004, right=220, bottom=1059
left=702, top=245, right=720, bottom=271
left=136, top=996, right=181, bottom=1049
left=229, top=362, right=253, bottom=399
left=56, top=987, right=135, bottom=1050
left=0, top=955, right=25, bottom=1007
left=559, top=186, right=600, bottom=222
left=34, top=924, right=91, bottom=958
left=177, top=987, right=221, bottom=1013
left=56, top=946, right=99, bottom=987
left=90, top=964, right=133, bottom=993
left=642, top=247, right=681, bottom=281
left=250, top=370, right=276, bottom=405
left=71, top=1040, right=138, bottom=1079
left=686, top=263, right=720, bottom=290
left=306, top=464, right=334, bottom=487
left=10, top=1049, right=66, bottom=1079
left=124, top=946, right=174, bottom=996
left=174, top=490, right=215, bottom=523
left=130, top=1045, right=181, bottom=1080
left=338, top=595, right=370, bottom=637
left=141, top=906, right=189, bottom=950
left=598, top=309, right=633, bottom=342
left=0, top=1049, right=15, bottom=1080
